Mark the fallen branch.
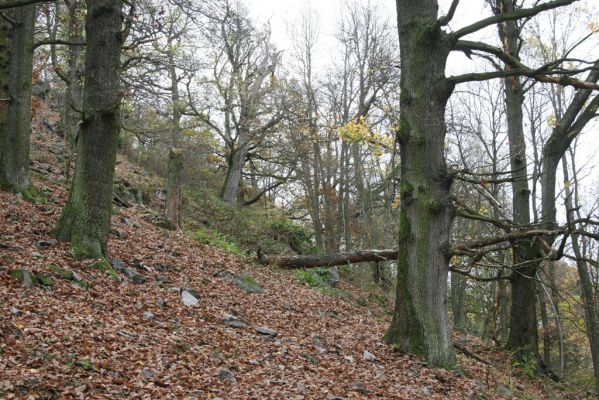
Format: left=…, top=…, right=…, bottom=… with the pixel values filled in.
left=257, top=249, right=397, bottom=269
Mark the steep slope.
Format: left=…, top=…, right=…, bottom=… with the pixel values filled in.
left=0, top=130, right=582, bottom=399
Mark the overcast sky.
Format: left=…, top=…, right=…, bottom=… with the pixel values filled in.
left=242, top=0, right=598, bottom=203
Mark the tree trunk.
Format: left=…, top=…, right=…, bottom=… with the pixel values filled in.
left=451, top=271, right=467, bottom=331
left=222, top=128, right=249, bottom=204
left=164, top=147, right=183, bottom=229
left=259, top=249, right=397, bottom=269
left=563, top=157, right=599, bottom=394
left=0, top=4, right=36, bottom=198
left=538, top=274, right=552, bottom=369
left=384, top=0, right=456, bottom=368
left=493, top=0, right=539, bottom=365
left=53, top=0, right=124, bottom=259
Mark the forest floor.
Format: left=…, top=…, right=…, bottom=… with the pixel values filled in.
left=0, top=130, right=589, bottom=399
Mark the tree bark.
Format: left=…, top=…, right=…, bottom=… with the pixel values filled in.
left=451, top=271, right=467, bottom=331
left=563, top=156, right=599, bottom=394
left=384, top=0, right=456, bottom=368
left=222, top=127, right=249, bottom=204
left=164, top=147, right=183, bottom=229
left=0, top=4, right=36, bottom=198
left=53, top=0, right=124, bottom=259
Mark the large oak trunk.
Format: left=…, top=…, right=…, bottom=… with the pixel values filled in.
left=384, top=0, right=456, bottom=368
left=0, top=4, right=35, bottom=197
left=54, top=0, right=124, bottom=259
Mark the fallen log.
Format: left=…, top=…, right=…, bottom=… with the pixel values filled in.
left=257, top=249, right=397, bottom=269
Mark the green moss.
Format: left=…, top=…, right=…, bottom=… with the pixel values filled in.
left=91, top=259, right=117, bottom=278
left=48, top=263, right=74, bottom=280
left=9, top=269, right=27, bottom=281
left=36, top=274, right=54, bottom=287
left=385, top=208, right=426, bottom=356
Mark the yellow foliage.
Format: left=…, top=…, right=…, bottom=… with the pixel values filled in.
left=337, top=116, right=393, bottom=157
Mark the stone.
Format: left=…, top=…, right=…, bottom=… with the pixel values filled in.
left=156, top=299, right=167, bottom=308
left=35, top=239, right=57, bottom=249
left=49, top=143, right=65, bottom=155
left=110, top=259, right=126, bottom=272
left=9, top=269, right=35, bottom=288
left=10, top=307, right=20, bottom=315
left=182, top=288, right=200, bottom=299
left=31, top=252, right=43, bottom=258
left=363, top=350, right=376, bottom=361
left=496, top=385, right=511, bottom=397
left=143, top=311, right=154, bottom=320
left=328, top=266, right=340, bottom=286
left=224, top=315, right=246, bottom=328
left=141, top=369, right=155, bottom=379
left=343, top=355, right=355, bottom=363
left=123, top=268, right=148, bottom=284
left=350, top=382, right=369, bottom=395
left=214, top=270, right=264, bottom=294
left=217, top=368, right=236, bottom=384
left=181, top=290, right=199, bottom=307
left=255, top=326, right=278, bottom=338
left=419, top=386, right=433, bottom=397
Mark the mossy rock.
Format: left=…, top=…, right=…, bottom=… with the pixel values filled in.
left=91, top=259, right=118, bottom=278
left=9, top=269, right=34, bottom=287
left=36, top=274, right=54, bottom=287
left=232, top=274, right=263, bottom=294
left=48, top=263, right=74, bottom=280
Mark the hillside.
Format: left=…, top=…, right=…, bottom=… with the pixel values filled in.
left=0, top=131, right=585, bottom=399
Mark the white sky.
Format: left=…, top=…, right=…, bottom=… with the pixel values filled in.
left=243, top=0, right=598, bottom=213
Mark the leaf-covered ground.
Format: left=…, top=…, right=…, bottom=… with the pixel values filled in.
left=0, top=132, right=582, bottom=399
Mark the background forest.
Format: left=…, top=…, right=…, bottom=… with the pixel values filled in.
left=1, top=0, right=599, bottom=397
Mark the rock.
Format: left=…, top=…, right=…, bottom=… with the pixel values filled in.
left=496, top=385, right=511, bottom=396
left=155, top=189, right=167, bottom=200
left=133, top=260, right=152, bottom=273
left=217, top=368, right=236, bottom=384
left=31, top=251, right=43, bottom=259
left=141, top=369, right=155, bottom=379
left=49, top=143, right=65, bottom=155
left=181, top=290, right=199, bottom=307
left=143, top=311, right=154, bottom=320
left=109, top=259, right=148, bottom=283
left=35, top=239, right=57, bottom=249
left=182, top=288, right=200, bottom=299
left=297, top=382, right=306, bottom=392
left=156, top=299, right=167, bottom=308
left=10, top=307, right=20, bottom=315
left=122, top=268, right=148, bottom=284
left=363, top=350, right=376, bottom=361
left=31, top=163, right=52, bottom=174
left=110, top=259, right=126, bottom=272
left=224, top=315, right=246, bottom=329
left=350, top=382, right=369, bottom=395
left=419, top=386, right=433, bottom=397
left=155, top=275, right=172, bottom=284
left=216, top=271, right=264, bottom=294
left=343, top=355, right=355, bottom=363
left=329, top=397, right=346, bottom=400
left=255, top=326, right=278, bottom=338
left=329, top=266, right=340, bottom=287
left=9, top=269, right=35, bottom=288
left=120, top=217, right=133, bottom=226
